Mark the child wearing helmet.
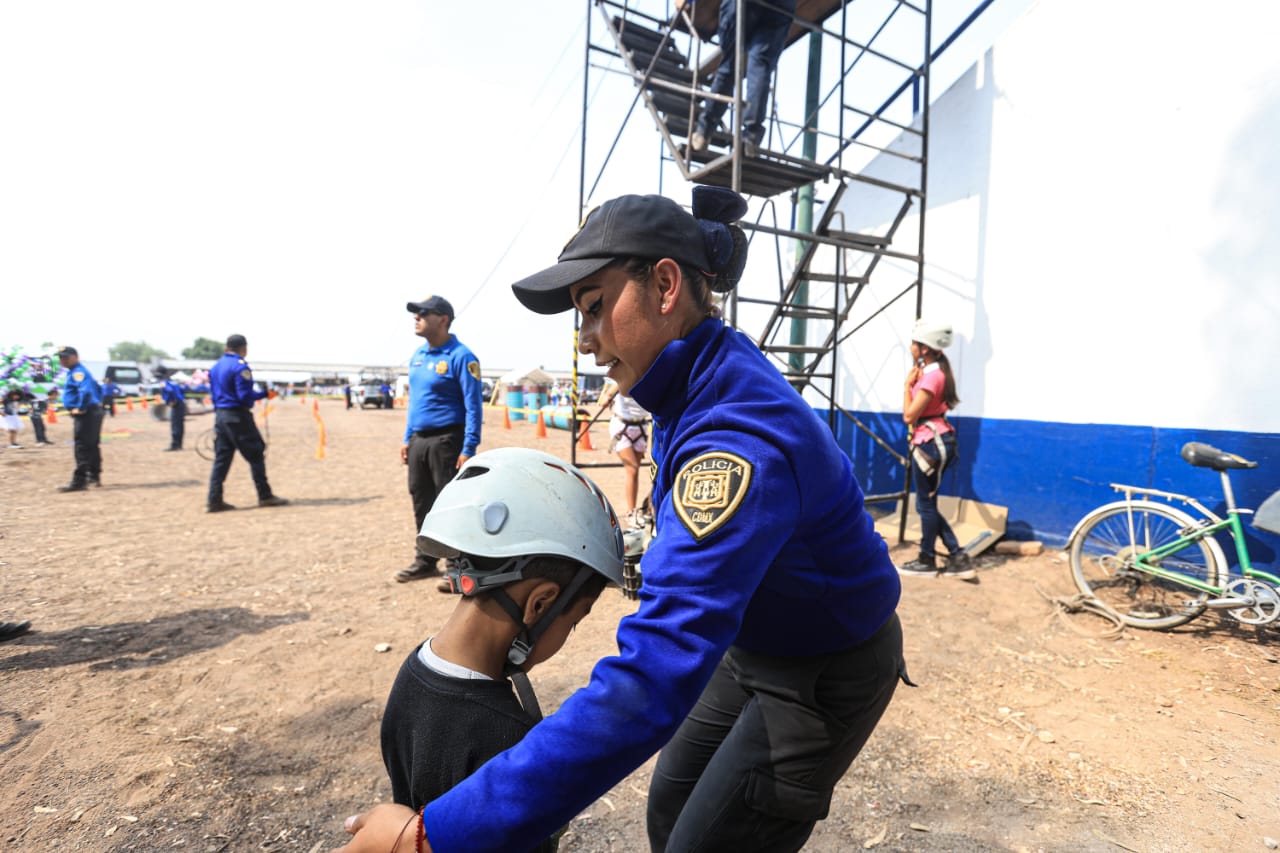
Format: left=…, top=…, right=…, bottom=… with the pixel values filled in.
left=377, top=448, right=624, bottom=850
left=899, top=319, right=976, bottom=581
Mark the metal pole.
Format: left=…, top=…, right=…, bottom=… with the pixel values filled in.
left=579, top=0, right=591, bottom=218
left=731, top=0, right=745, bottom=192
left=915, top=1, right=931, bottom=318
left=790, top=31, right=822, bottom=375
left=901, top=0, right=933, bottom=545
left=573, top=0, right=592, bottom=464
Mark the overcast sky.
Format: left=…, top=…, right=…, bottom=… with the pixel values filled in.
left=0, top=0, right=1019, bottom=372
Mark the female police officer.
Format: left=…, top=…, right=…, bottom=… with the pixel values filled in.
left=335, top=187, right=905, bottom=853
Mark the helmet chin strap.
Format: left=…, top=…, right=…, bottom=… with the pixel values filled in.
left=488, top=564, right=597, bottom=722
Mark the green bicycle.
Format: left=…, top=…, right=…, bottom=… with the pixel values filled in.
left=1068, top=442, right=1280, bottom=630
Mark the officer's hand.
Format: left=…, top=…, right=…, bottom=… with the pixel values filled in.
left=329, top=803, right=427, bottom=853
left=400, top=444, right=410, bottom=465
left=455, top=453, right=471, bottom=470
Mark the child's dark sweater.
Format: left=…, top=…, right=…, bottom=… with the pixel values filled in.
left=379, top=643, right=556, bottom=853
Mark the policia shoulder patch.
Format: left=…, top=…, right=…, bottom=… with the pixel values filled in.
left=673, top=451, right=753, bottom=540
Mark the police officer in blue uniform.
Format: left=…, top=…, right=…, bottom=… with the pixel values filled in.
left=157, top=367, right=187, bottom=451
left=393, top=296, right=484, bottom=588
left=206, top=335, right=288, bottom=512
left=101, top=379, right=121, bottom=417
left=690, top=0, right=798, bottom=158
left=338, top=189, right=906, bottom=853
left=56, top=346, right=104, bottom=492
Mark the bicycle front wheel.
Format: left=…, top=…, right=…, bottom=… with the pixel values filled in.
left=195, top=428, right=216, bottom=462
left=1070, top=500, right=1226, bottom=630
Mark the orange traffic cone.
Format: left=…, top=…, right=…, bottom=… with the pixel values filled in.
left=577, top=424, right=594, bottom=451
left=140, top=396, right=148, bottom=410
left=126, top=397, right=134, bottom=411
left=47, top=406, right=58, bottom=425
left=503, top=406, right=512, bottom=430
left=536, top=410, right=548, bottom=439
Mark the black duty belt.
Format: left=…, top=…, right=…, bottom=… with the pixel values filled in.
left=413, top=423, right=463, bottom=439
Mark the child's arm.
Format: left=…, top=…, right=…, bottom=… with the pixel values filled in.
left=333, top=803, right=426, bottom=853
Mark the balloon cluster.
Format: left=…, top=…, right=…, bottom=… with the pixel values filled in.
left=1, top=345, right=66, bottom=398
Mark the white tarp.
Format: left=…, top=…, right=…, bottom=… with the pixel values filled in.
left=498, top=367, right=555, bottom=387
left=251, top=370, right=315, bottom=384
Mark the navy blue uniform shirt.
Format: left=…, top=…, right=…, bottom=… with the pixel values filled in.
left=403, top=335, right=483, bottom=456
left=62, top=364, right=103, bottom=410
left=161, top=379, right=186, bottom=405
left=209, top=352, right=267, bottom=409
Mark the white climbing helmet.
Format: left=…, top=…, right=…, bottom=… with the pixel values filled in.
left=911, top=319, right=953, bottom=350
left=417, top=447, right=625, bottom=591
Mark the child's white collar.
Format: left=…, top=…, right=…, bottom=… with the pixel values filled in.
left=922, top=362, right=941, bottom=374
left=419, top=637, right=493, bottom=680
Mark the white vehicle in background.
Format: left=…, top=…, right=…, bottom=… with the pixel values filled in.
left=357, top=373, right=395, bottom=409
left=83, top=361, right=150, bottom=398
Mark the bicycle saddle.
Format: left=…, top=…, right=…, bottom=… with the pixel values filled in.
left=1180, top=442, right=1257, bottom=471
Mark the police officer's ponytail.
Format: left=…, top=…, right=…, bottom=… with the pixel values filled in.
left=692, top=186, right=749, bottom=293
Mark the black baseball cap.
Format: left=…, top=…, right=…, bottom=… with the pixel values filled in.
left=512, top=195, right=707, bottom=315
left=407, top=295, right=455, bottom=320
left=512, top=188, right=748, bottom=315
left=56, top=346, right=78, bottom=357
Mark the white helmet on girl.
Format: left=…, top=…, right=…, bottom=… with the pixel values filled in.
left=417, top=447, right=625, bottom=593
left=911, top=319, right=953, bottom=350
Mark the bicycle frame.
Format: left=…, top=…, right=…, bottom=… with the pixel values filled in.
left=1109, top=477, right=1280, bottom=592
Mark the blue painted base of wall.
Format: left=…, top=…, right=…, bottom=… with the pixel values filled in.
left=829, top=410, right=1280, bottom=571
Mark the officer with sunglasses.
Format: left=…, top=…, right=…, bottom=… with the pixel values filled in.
left=394, top=296, right=484, bottom=590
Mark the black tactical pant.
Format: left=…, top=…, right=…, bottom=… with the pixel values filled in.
left=407, top=425, right=463, bottom=569
left=648, top=614, right=905, bottom=853
left=208, top=407, right=272, bottom=503
left=70, top=405, right=103, bottom=486
left=169, top=400, right=186, bottom=449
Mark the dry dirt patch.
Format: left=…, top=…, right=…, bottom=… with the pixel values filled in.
left=2, top=401, right=1278, bottom=852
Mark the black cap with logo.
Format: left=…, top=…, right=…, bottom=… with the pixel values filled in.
left=407, top=295, right=455, bottom=320
left=511, top=186, right=749, bottom=315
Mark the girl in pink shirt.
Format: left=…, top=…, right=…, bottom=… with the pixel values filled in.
left=898, top=320, right=975, bottom=581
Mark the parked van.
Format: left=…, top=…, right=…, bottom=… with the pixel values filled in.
left=83, top=361, right=150, bottom=398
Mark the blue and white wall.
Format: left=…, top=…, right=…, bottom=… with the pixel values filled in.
left=823, top=0, right=1280, bottom=561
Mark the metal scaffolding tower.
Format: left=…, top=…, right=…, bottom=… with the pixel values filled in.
left=573, top=0, right=958, bottom=529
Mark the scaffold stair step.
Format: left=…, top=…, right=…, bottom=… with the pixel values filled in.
left=822, top=229, right=890, bottom=247
left=801, top=272, right=868, bottom=283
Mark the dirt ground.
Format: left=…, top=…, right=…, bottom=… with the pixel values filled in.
left=2, top=400, right=1278, bottom=853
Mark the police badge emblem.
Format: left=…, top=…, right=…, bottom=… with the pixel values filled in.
left=467, top=362, right=481, bottom=380
left=435, top=361, right=448, bottom=375
left=672, top=451, right=752, bottom=540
